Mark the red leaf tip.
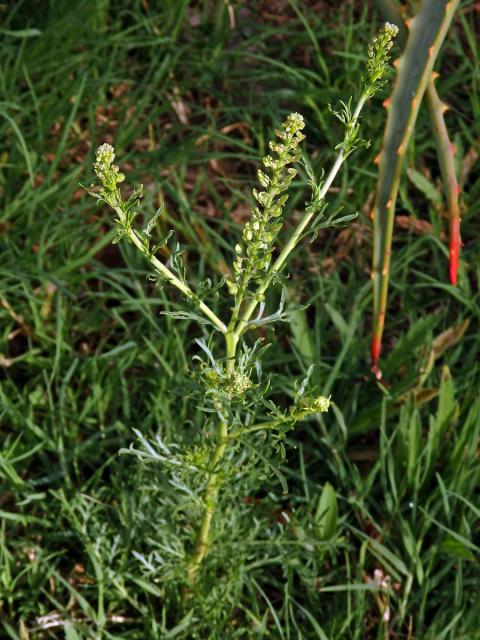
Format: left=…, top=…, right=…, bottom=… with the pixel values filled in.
left=371, top=336, right=382, bottom=372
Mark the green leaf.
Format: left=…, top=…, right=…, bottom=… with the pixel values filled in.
left=99, top=340, right=137, bottom=359
left=130, top=576, right=164, bottom=597
left=396, top=402, right=421, bottom=488
left=315, top=482, right=338, bottom=540
left=324, top=303, right=348, bottom=341
left=382, top=314, right=439, bottom=379
left=366, top=536, right=411, bottom=579
left=19, top=620, right=29, bottom=640
left=435, top=365, right=457, bottom=432
left=0, top=109, right=36, bottom=186
left=294, top=602, right=330, bottom=640
left=142, top=205, right=165, bottom=237
left=0, top=28, right=42, bottom=38
left=407, top=167, right=442, bottom=205
left=164, top=610, right=195, bottom=638
left=64, top=622, right=81, bottom=640
left=440, top=538, right=476, bottom=562
left=288, top=303, right=315, bottom=366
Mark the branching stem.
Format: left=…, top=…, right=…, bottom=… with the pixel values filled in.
left=187, top=95, right=370, bottom=580
left=115, top=206, right=227, bottom=334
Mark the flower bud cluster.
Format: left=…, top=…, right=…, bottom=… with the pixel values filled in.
left=290, top=394, right=331, bottom=421
left=224, top=371, right=253, bottom=398
left=202, top=367, right=253, bottom=399
left=232, top=113, right=305, bottom=292
left=364, top=22, right=399, bottom=98
left=94, top=143, right=125, bottom=193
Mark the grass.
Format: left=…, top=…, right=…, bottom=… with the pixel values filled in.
left=1, top=1, right=480, bottom=638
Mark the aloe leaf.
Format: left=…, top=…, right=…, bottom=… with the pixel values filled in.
left=371, top=0, right=460, bottom=376
left=426, top=76, right=462, bottom=286
left=376, top=0, right=462, bottom=287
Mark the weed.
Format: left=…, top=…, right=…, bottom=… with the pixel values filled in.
left=90, top=24, right=398, bottom=592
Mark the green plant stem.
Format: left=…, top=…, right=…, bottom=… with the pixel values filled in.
left=186, top=415, right=228, bottom=585
left=228, top=294, right=244, bottom=346
left=186, top=331, right=237, bottom=585
left=114, top=206, right=227, bottom=333
left=224, top=328, right=238, bottom=376
left=229, top=419, right=285, bottom=438
left=234, top=95, right=367, bottom=341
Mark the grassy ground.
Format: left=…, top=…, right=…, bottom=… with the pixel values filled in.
left=1, top=1, right=480, bottom=638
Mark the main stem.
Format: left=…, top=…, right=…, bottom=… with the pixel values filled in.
left=184, top=93, right=368, bottom=583
left=186, top=330, right=237, bottom=585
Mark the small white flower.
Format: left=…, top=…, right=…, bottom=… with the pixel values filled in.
left=94, top=143, right=125, bottom=191
left=224, top=371, right=253, bottom=397
left=313, top=395, right=331, bottom=413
